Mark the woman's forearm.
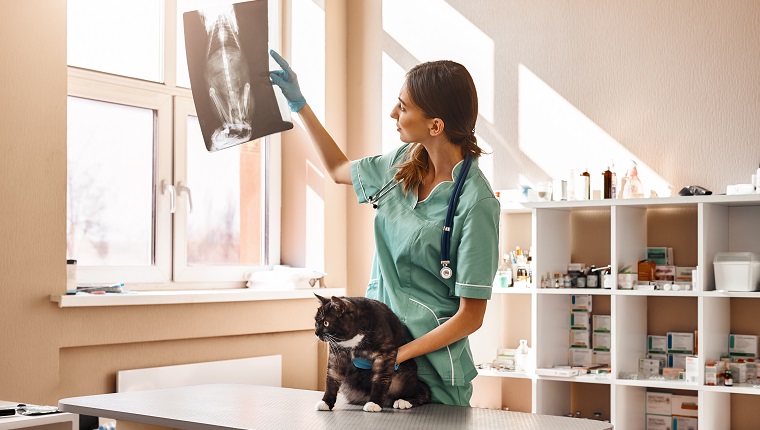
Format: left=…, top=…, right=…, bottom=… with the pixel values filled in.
left=396, top=297, right=487, bottom=364
left=297, top=103, right=352, bottom=185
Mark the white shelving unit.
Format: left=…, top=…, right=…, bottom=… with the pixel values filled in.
left=472, top=194, right=760, bottom=429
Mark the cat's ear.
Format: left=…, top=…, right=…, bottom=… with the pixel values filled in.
left=314, top=293, right=331, bottom=305
left=330, top=296, right=350, bottom=316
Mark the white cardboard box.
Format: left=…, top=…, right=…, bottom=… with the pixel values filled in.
left=671, top=395, right=698, bottom=418
left=646, top=414, right=672, bottom=430
left=646, top=392, right=672, bottom=415
left=672, top=416, right=698, bottom=430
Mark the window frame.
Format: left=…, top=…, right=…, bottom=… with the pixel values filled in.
left=66, top=0, right=284, bottom=290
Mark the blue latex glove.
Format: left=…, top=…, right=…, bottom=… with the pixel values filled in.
left=269, top=49, right=306, bottom=112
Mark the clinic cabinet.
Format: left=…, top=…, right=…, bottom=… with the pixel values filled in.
left=471, top=194, right=760, bottom=429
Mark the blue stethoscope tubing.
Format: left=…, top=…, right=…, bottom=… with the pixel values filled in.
left=439, top=155, right=472, bottom=279
left=368, top=155, right=472, bottom=280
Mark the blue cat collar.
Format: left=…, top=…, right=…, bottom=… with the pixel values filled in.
left=352, top=357, right=399, bottom=371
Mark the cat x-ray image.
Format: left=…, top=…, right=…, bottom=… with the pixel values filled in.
left=184, top=0, right=292, bottom=152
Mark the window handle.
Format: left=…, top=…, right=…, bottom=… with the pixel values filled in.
left=177, top=181, right=194, bottom=214
left=161, top=180, right=176, bottom=213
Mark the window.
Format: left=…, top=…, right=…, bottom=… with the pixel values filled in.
left=66, top=0, right=282, bottom=289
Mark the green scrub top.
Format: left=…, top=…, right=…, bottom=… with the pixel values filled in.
left=350, top=143, right=500, bottom=406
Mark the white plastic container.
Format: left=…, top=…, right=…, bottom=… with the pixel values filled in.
left=713, top=252, right=760, bottom=292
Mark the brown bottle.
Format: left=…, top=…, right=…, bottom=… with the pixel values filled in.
left=603, top=166, right=613, bottom=199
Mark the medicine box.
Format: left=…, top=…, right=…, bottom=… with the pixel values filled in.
left=646, top=414, right=671, bottom=430
left=671, top=395, right=698, bottom=418
left=667, top=332, right=694, bottom=354
left=728, top=362, right=748, bottom=384
left=570, top=329, right=590, bottom=348
left=655, top=265, right=676, bottom=281
left=648, top=335, right=668, bottom=353
left=571, top=295, right=592, bottom=312
left=705, top=361, right=725, bottom=386
left=641, top=358, right=662, bottom=377
left=646, top=391, right=672, bottom=415
left=569, top=348, right=593, bottom=367
left=594, top=350, right=611, bottom=366
left=668, top=353, right=691, bottom=370
left=684, top=356, right=699, bottom=384
left=647, top=353, right=667, bottom=369
left=571, top=311, right=590, bottom=329
left=593, top=315, right=611, bottom=332
left=676, top=266, right=696, bottom=282
left=672, top=416, right=698, bottom=430
left=713, top=252, right=760, bottom=292
left=728, top=334, right=758, bottom=357
left=648, top=247, right=673, bottom=265
left=592, top=332, right=611, bottom=351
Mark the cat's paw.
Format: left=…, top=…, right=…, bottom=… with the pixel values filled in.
left=393, top=399, right=413, bottom=410
left=363, top=401, right=382, bottom=412
left=315, top=400, right=332, bottom=411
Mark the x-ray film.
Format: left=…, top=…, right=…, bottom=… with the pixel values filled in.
left=184, top=0, right=292, bottom=152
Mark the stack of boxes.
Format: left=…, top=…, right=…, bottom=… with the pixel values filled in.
left=646, top=391, right=698, bottom=430
left=570, top=295, right=592, bottom=367
left=641, top=332, right=698, bottom=382
left=705, top=333, right=758, bottom=386
left=569, top=295, right=611, bottom=371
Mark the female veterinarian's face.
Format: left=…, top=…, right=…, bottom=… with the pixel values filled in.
left=390, top=83, right=432, bottom=144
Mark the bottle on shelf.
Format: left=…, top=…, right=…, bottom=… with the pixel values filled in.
left=586, top=265, right=599, bottom=288
left=578, top=169, right=591, bottom=200
left=621, top=160, right=645, bottom=199
left=514, top=339, right=531, bottom=374
left=610, top=159, right=618, bottom=199
left=603, top=166, right=613, bottom=199
left=496, top=254, right=513, bottom=288
left=725, top=368, right=733, bottom=387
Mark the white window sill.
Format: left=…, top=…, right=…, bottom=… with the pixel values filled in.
left=50, top=287, right=346, bottom=308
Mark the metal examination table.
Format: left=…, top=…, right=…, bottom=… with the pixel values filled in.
left=59, top=384, right=613, bottom=430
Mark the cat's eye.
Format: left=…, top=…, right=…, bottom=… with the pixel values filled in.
left=323, top=321, right=329, bottom=327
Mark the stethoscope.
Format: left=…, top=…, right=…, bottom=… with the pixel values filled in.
left=367, top=156, right=472, bottom=280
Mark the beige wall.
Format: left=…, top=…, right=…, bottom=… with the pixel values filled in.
left=0, top=1, right=333, bottom=406
left=2, top=0, right=760, bottom=411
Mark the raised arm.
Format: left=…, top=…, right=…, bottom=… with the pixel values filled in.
left=269, top=50, right=351, bottom=185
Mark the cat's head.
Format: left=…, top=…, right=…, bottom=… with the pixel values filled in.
left=314, top=294, right=361, bottom=345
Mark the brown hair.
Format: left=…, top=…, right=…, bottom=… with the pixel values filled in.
left=393, top=60, right=484, bottom=194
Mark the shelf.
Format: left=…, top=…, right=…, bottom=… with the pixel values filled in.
left=476, top=368, right=532, bottom=379
left=478, top=195, right=760, bottom=426
left=614, top=379, right=699, bottom=390
left=536, top=288, right=612, bottom=295
left=701, top=383, right=760, bottom=395
left=492, top=287, right=533, bottom=295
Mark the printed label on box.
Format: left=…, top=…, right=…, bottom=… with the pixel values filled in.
left=570, top=329, right=590, bottom=348
left=593, top=315, right=611, bottom=332
left=593, top=332, right=611, bottom=351
left=648, top=335, right=668, bottom=353
left=729, top=334, right=758, bottom=357
left=667, top=332, right=695, bottom=354
left=571, top=311, right=590, bottom=329
left=646, top=392, right=672, bottom=415
left=571, top=295, right=593, bottom=312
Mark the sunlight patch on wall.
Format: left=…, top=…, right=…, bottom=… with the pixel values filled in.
left=382, top=0, right=495, bottom=124
left=381, top=53, right=407, bottom=154
left=305, top=159, right=325, bottom=271
left=292, top=0, right=325, bottom=122
left=518, top=64, right=672, bottom=197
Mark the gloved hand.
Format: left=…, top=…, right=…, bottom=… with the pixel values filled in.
left=269, top=49, right=307, bottom=112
